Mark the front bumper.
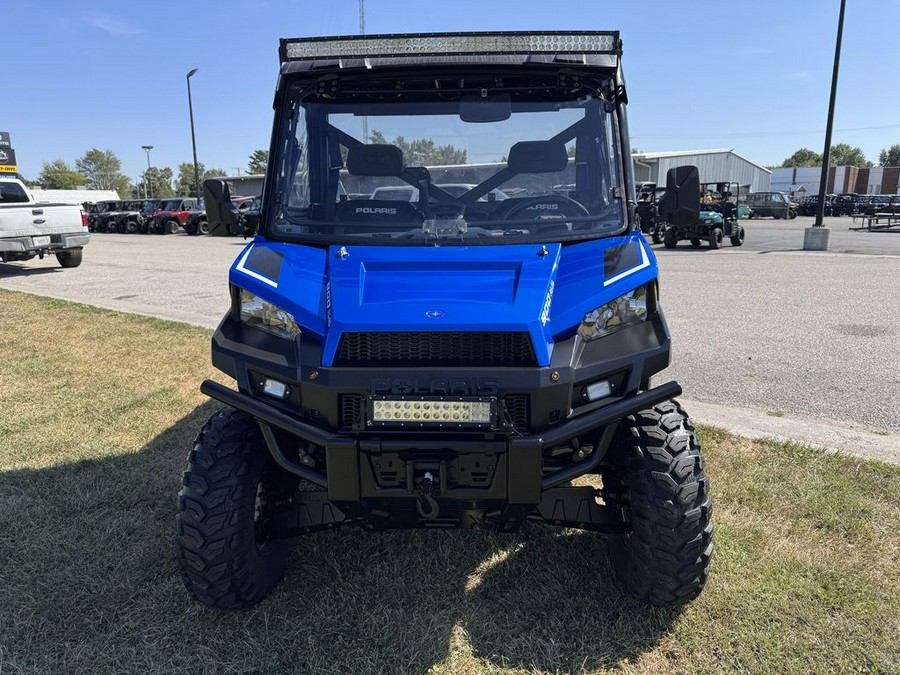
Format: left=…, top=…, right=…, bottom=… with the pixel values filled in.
left=0, top=232, right=90, bottom=253
left=201, top=377, right=681, bottom=502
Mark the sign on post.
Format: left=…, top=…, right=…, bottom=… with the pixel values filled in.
left=0, top=147, right=18, bottom=173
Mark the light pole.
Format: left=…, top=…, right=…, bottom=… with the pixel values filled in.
left=805, top=0, right=847, bottom=250
left=186, top=68, right=201, bottom=200
left=141, top=145, right=153, bottom=198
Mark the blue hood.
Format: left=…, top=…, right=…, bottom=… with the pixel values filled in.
left=230, top=231, right=657, bottom=367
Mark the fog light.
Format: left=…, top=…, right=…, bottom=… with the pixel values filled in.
left=584, top=380, right=612, bottom=402
left=263, top=379, right=291, bottom=399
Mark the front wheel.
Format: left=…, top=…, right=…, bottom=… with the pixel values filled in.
left=651, top=224, right=664, bottom=244
left=199, top=219, right=210, bottom=235
left=663, top=228, right=678, bottom=249
left=730, top=225, right=745, bottom=247
left=708, top=228, right=723, bottom=249
left=607, top=400, right=713, bottom=606
left=176, top=409, right=295, bottom=610
left=166, top=220, right=181, bottom=235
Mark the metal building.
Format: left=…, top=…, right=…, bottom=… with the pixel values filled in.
left=771, top=166, right=900, bottom=196
left=632, top=149, right=772, bottom=193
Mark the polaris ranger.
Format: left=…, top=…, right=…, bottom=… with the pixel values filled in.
left=177, top=31, right=712, bottom=611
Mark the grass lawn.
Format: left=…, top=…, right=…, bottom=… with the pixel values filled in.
left=1, top=288, right=898, bottom=674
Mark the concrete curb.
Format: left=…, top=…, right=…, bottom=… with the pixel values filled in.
left=681, top=398, right=899, bottom=467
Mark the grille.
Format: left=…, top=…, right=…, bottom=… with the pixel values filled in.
left=339, top=394, right=365, bottom=430
left=502, top=394, right=530, bottom=432
left=336, top=332, right=537, bottom=367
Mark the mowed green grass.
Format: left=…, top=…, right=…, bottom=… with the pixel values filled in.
left=0, top=288, right=898, bottom=675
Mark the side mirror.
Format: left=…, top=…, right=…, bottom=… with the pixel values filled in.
left=203, top=179, right=238, bottom=236
left=657, top=165, right=700, bottom=226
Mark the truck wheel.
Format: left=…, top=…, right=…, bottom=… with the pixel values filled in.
left=125, top=220, right=139, bottom=234
left=730, top=226, right=745, bottom=247
left=651, top=225, right=664, bottom=244
left=690, top=238, right=702, bottom=248
left=56, top=248, right=83, bottom=268
left=789, top=210, right=797, bottom=219
left=166, top=220, right=181, bottom=235
left=663, top=229, right=678, bottom=249
left=184, top=222, right=198, bottom=236
left=607, top=400, right=713, bottom=606
left=177, top=408, right=295, bottom=610
left=199, top=219, right=210, bottom=235
left=708, top=228, right=723, bottom=249
left=153, top=220, right=166, bottom=235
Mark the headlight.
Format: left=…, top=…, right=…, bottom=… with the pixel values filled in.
left=578, top=284, right=649, bottom=342
left=239, top=289, right=301, bottom=338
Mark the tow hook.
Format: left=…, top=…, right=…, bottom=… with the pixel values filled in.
left=416, top=471, right=440, bottom=520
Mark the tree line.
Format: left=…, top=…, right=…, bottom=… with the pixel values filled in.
left=779, top=144, right=900, bottom=168
left=25, top=149, right=274, bottom=198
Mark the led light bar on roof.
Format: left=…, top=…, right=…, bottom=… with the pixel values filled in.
left=281, top=31, right=619, bottom=62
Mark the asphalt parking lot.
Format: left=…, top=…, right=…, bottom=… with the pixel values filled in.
left=1, top=214, right=898, bottom=449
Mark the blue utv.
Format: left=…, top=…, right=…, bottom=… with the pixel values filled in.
left=177, top=31, right=713, bottom=611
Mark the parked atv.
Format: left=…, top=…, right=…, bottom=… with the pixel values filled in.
left=183, top=199, right=208, bottom=236
left=176, top=31, right=713, bottom=612
left=151, top=197, right=198, bottom=234
left=95, top=201, right=126, bottom=233
left=111, top=200, right=150, bottom=233
left=663, top=181, right=745, bottom=249
left=138, top=201, right=163, bottom=234
left=635, top=182, right=666, bottom=243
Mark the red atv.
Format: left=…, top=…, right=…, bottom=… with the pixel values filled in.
left=152, top=197, right=199, bottom=234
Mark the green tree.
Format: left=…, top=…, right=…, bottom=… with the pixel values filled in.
left=141, top=166, right=174, bottom=199
left=174, top=163, right=228, bottom=196
left=248, top=149, right=269, bottom=175
left=75, top=148, right=129, bottom=190
left=829, top=143, right=869, bottom=167
left=368, top=130, right=467, bottom=165
left=878, top=144, right=900, bottom=167
left=780, top=148, right=822, bottom=168
left=37, top=159, right=84, bottom=189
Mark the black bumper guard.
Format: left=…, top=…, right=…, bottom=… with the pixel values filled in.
left=200, top=379, right=683, bottom=493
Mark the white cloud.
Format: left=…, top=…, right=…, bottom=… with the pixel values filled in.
left=87, top=12, right=143, bottom=36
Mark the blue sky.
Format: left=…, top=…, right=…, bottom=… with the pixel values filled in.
left=7, top=0, right=900, bottom=181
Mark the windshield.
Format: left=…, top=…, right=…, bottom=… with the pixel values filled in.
left=161, top=200, right=181, bottom=211
left=268, top=71, right=625, bottom=246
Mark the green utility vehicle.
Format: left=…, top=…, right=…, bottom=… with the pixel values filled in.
left=663, top=181, right=745, bottom=249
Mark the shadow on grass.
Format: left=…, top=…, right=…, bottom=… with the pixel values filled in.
left=0, top=401, right=678, bottom=674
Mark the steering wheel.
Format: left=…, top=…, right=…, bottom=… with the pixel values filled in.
left=501, top=195, right=591, bottom=233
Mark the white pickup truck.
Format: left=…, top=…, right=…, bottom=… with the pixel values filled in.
left=0, top=177, right=90, bottom=268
